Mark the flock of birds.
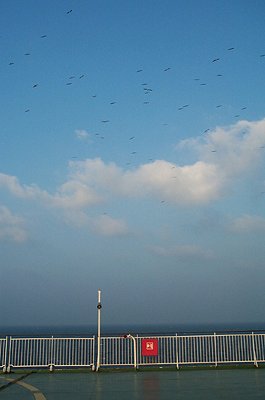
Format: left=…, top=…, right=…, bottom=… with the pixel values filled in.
left=3, top=7, right=265, bottom=188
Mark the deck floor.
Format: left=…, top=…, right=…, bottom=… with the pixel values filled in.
left=1, top=368, right=265, bottom=399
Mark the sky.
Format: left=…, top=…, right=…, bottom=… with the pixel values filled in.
left=1, top=0, right=265, bottom=331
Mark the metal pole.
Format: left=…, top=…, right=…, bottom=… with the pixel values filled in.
left=96, top=289, right=102, bottom=371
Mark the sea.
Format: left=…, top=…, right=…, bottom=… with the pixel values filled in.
left=1, top=322, right=265, bottom=337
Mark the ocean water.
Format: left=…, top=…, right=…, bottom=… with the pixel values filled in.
left=1, top=321, right=265, bottom=337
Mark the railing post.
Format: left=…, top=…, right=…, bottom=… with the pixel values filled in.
left=214, top=332, right=218, bottom=367
left=175, top=334, right=179, bottom=369
left=2, top=336, right=8, bottom=373
left=7, top=336, right=12, bottom=373
left=49, top=336, right=54, bottom=371
left=251, top=332, right=258, bottom=367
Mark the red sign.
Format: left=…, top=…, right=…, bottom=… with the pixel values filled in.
left=141, top=338, right=158, bottom=356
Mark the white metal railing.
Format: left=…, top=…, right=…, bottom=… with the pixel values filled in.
left=0, top=337, right=8, bottom=372
left=3, top=332, right=265, bottom=371
left=8, top=337, right=95, bottom=371
left=97, top=332, right=265, bottom=369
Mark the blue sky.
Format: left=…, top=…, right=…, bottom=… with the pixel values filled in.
left=1, top=0, right=265, bottom=330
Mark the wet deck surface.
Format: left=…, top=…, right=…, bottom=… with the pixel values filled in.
left=1, top=368, right=265, bottom=399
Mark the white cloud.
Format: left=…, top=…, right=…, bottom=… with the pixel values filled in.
left=0, top=205, right=27, bottom=242
left=75, top=129, right=90, bottom=141
left=92, top=214, right=129, bottom=236
left=149, top=244, right=214, bottom=260
left=68, top=158, right=222, bottom=204
left=179, top=119, right=265, bottom=179
left=230, top=214, right=265, bottom=233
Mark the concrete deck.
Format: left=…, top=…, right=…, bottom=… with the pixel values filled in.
left=1, top=368, right=265, bottom=399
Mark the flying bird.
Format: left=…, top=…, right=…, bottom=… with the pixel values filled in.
left=101, top=120, right=110, bottom=123
left=24, top=53, right=30, bottom=56
left=212, top=58, right=220, bottom=62
left=110, top=102, right=116, bottom=105
left=164, top=67, right=171, bottom=71
left=40, top=35, right=47, bottom=38
left=227, top=47, right=235, bottom=51
left=9, top=62, right=14, bottom=65
left=136, top=69, right=143, bottom=72
left=25, top=109, right=30, bottom=113
left=33, top=84, right=38, bottom=88
left=66, top=9, right=73, bottom=14
left=79, top=74, right=85, bottom=79
left=129, top=136, right=135, bottom=140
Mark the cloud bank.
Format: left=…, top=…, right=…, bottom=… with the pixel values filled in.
left=0, top=118, right=264, bottom=236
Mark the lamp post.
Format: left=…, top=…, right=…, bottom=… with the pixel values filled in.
left=96, top=289, right=102, bottom=371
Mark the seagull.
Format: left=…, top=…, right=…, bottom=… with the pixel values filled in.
left=79, top=74, right=85, bottom=79
left=259, top=54, right=265, bottom=57
left=24, top=53, right=30, bottom=56
left=212, top=58, right=220, bottom=62
left=110, top=101, right=116, bottom=105
left=136, top=69, right=143, bottom=72
left=66, top=9, right=73, bottom=14
left=40, top=35, right=47, bottom=38
left=69, top=76, right=75, bottom=79
left=25, top=109, right=30, bottom=112
left=129, top=136, right=135, bottom=140
left=200, top=83, right=207, bottom=86
left=241, top=106, right=247, bottom=110
left=33, top=84, right=38, bottom=88
left=217, top=74, right=223, bottom=77
left=216, top=105, right=222, bottom=108
left=9, top=62, right=14, bottom=65
left=66, top=82, right=72, bottom=85
left=101, top=120, right=109, bottom=123
left=227, top=47, right=235, bottom=51
left=164, top=67, right=171, bottom=71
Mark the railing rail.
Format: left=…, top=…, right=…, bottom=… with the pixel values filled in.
left=2, top=332, right=265, bottom=372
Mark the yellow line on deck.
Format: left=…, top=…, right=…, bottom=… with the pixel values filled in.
left=5, top=378, right=47, bottom=400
